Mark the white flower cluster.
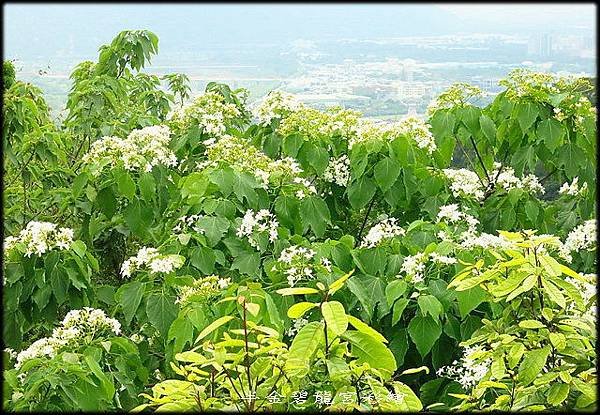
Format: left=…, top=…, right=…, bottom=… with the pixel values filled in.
left=236, top=209, right=279, bottom=250
left=360, top=218, right=405, bottom=248
left=460, top=232, right=515, bottom=250
left=559, top=177, right=588, bottom=196
left=437, top=346, right=491, bottom=390
left=427, top=83, right=485, bottom=115
left=277, top=245, right=317, bottom=287
left=435, top=204, right=519, bottom=252
left=120, top=247, right=184, bottom=278
left=350, top=117, right=436, bottom=154
left=323, top=155, right=350, bottom=187
left=83, top=125, right=177, bottom=174
left=4, top=221, right=74, bottom=257
left=15, top=308, right=121, bottom=370
left=286, top=317, right=309, bottom=337
left=559, top=220, right=597, bottom=263
left=490, top=164, right=545, bottom=195
left=293, top=177, right=317, bottom=199
left=442, top=168, right=485, bottom=200
left=400, top=253, right=428, bottom=284
left=254, top=91, right=302, bottom=125
left=200, top=134, right=304, bottom=189
left=170, top=92, right=240, bottom=137
left=391, top=116, right=437, bottom=154
left=172, top=214, right=205, bottom=234
left=175, top=275, right=231, bottom=306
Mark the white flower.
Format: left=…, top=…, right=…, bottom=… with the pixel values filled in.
left=323, top=155, right=350, bottom=187
left=401, top=253, right=427, bottom=283
left=236, top=209, right=279, bottom=250
left=442, top=168, right=485, bottom=200
left=559, top=177, right=588, bottom=196
left=277, top=245, right=317, bottom=287
left=170, top=92, right=240, bottom=137
left=176, top=275, right=231, bottom=305
left=286, top=317, right=309, bottom=337
left=15, top=308, right=121, bottom=370
left=3, top=221, right=74, bottom=257
left=83, top=125, right=177, bottom=174
left=559, top=220, right=596, bottom=261
left=361, top=218, right=405, bottom=248
left=121, top=247, right=183, bottom=277
left=437, top=204, right=463, bottom=223
left=253, top=91, right=302, bottom=125
left=437, top=346, right=491, bottom=390
left=429, top=253, right=457, bottom=265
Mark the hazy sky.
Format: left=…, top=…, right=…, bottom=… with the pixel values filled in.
left=3, top=3, right=595, bottom=63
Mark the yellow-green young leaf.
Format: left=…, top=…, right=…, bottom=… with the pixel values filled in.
left=285, top=321, right=324, bottom=376
left=321, top=301, right=348, bottom=336
left=518, top=320, right=546, bottom=329
left=276, top=287, right=319, bottom=296
left=287, top=302, right=318, bottom=319
left=448, top=393, right=472, bottom=400
left=492, top=272, right=529, bottom=297
left=390, top=381, right=423, bottom=411
left=347, top=315, right=387, bottom=343
left=479, top=381, right=509, bottom=390
left=491, top=357, right=506, bottom=380
left=328, top=269, right=354, bottom=295
left=243, top=302, right=260, bottom=317
left=539, top=255, right=562, bottom=277
left=558, top=264, right=581, bottom=279
left=400, top=366, right=430, bottom=375
left=517, top=346, right=551, bottom=386
left=506, top=274, right=537, bottom=301
left=541, top=278, right=566, bottom=309
left=507, top=343, right=526, bottom=369
left=342, top=331, right=397, bottom=379
left=547, top=383, right=570, bottom=406
left=194, top=316, right=234, bottom=343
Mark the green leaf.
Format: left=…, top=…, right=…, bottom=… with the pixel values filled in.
left=321, top=301, right=348, bottom=336
left=71, top=240, right=87, bottom=258
left=300, top=196, right=330, bottom=238
left=231, top=250, right=260, bottom=277
left=417, top=295, right=444, bottom=321
left=455, top=286, right=488, bottom=318
left=276, top=287, right=319, bottom=296
left=347, top=315, right=387, bottom=343
left=285, top=321, right=324, bottom=376
left=547, top=383, right=569, bottom=406
left=139, top=172, right=156, bottom=202
left=537, top=118, right=565, bottom=152
left=518, top=320, right=545, bottom=329
left=146, top=292, right=178, bottom=337
left=195, top=216, right=230, bottom=247
left=181, top=172, right=209, bottom=200
left=525, top=200, right=539, bottom=223
left=348, top=176, right=377, bottom=210
left=287, top=302, right=318, bottom=319
left=408, top=315, right=442, bottom=358
left=72, top=172, right=88, bottom=199
left=116, top=281, right=144, bottom=325
left=385, top=280, right=407, bottom=307
left=96, top=187, right=117, bottom=219
left=194, top=316, right=234, bottom=343
left=342, top=331, right=397, bottom=379
left=392, top=298, right=409, bottom=326
left=517, top=346, right=550, bottom=386
left=84, top=353, right=115, bottom=401
left=374, top=157, right=401, bottom=193
left=515, top=102, right=539, bottom=133
left=479, top=114, right=497, bottom=143
left=346, top=275, right=386, bottom=322
left=116, top=169, right=136, bottom=201
left=190, top=246, right=215, bottom=274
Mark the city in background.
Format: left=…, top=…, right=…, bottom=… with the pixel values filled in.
left=3, top=4, right=596, bottom=120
